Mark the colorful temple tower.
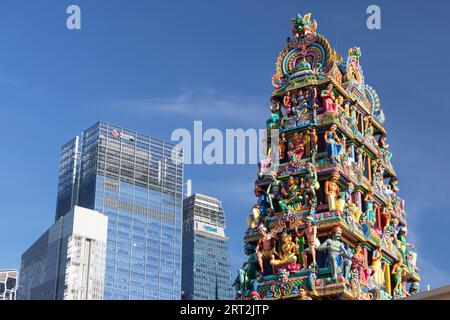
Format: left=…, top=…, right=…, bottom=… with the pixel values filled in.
left=234, top=13, right=420, bottom=300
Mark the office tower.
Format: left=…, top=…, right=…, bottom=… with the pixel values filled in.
left=182, top=193, right=233, bottom=300
left=55, top=137, right=80, bottom=220
left=55, top=121, right=184, bottom=299
left=18, top=206, right=107, bottom=300
left=238, top=13, right=420, bottom=300
left=0, top=270, right=18, bottom=300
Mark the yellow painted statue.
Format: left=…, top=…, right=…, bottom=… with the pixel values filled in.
left=270, top=232, right=299, bottom=267
left=325, top=172, right=340, bottom=211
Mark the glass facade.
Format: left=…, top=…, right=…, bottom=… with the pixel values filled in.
left=182, top=194, right=233, bottom=300
left=0, top=270, right=18, bottom=300
left=55, top=137, right=80, bottom=220
left=18, top=206, right=107, bottom=300
left=56, top=121, right=184, bottom=300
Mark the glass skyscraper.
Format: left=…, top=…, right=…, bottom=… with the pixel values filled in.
left=54, top=121, right=184, bottom=300
left=18, top=206, right=108, bottom=300
left=182, top=193, right=233, bottom=300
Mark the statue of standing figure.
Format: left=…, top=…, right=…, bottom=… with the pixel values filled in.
left=324, top=124, right=344, bottom=163
left=364, top=191, right=376, bottom=228
left=255, top=225, right=282, bottom=274
left=283, top=91, right=293, bottom=115
left=294, top=215, right=320, bottom=269
left=307, top=86, right=318, bottom=124
left=233, top=243, right=258, bottom=297
left=391, top=260, right=407, bottom=298
left=370, top=248, right=385, bottom=288
left=304, top=163, right=320, bottom=207
left=320, top=84, right=339, bottom=114
left=318, top=226, right=352, bottom=284
left=324, top=172, right=340, bottom=211
left=306, top=125, right=318, bottom=161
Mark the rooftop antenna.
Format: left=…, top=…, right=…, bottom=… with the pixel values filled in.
left=186, top=179, right=192, bottom=198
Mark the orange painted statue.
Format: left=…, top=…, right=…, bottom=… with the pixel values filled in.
left=325, top=172, right=340, bottom=211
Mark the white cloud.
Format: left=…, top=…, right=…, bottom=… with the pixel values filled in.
left=109, top=88, right=267, bottom=125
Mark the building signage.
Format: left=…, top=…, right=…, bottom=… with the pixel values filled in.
left=194, top=221, right=225, bottom=238
left=111, top=130, right=135, bottom=141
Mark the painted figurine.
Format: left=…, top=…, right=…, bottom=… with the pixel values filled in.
left=283, top=91, right=292, bottom=115
left=306, top=124, right=318, bottom=158
left=391, top=260, right=406, bottom=298
left=348, top=267, right=360, bottom=297
left=289, top=132, right=305, bottom=160
left=254, top=186, right=269, bottom=218
left=324, top=172, right=340, bottom=211
left=355, top=146, right=364, bottom=172
left=278, top=133, right=287, bottom=161
left=279, top=176, right=303, bottom=213
left=255, top=225, right=280, bottom=274
left=351, top=244, right=372, bottom=284
left=295, top=216, right=320, bottom=268
left=298, top=286, right=312, bottom=300
left=304, top=163, right=320, bottom=207
left=370, top=248, right=385, bottom=288
left=270, top=232, right=300, bottom=271
left=318, top=226, right=352, bottom=283
left=364, top=191, right=376, bottom=227
left=324, top=124, right=344, bottom=162
left=247, top=205, right=262, bottom=230
left=320, top=84, right=339, bottom=114
left=307, top=86, right=317, bottom=108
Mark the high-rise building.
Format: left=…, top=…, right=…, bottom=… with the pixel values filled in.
left=56, top=121, right=184, bottom=299
left=18, top=206, right=108, bottom=300
left=19, top=121, right=184, bottom=300
left=0, top=269, right=18, bottom=300
left=182, top=193, right=233, bottom=300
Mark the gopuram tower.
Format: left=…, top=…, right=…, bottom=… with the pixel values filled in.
left=234, top=13, right=420, bottom=300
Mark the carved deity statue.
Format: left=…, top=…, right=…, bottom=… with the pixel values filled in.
left=324, top=172, right=340, bottom=211
left=351, top=244, right=372, bottom=284
left=306, top=125, right=318, bottom=159
left=370, top=248, right=385, bottom=287
left=364, top=191, right=376, bottom=228
left=304, top=163, right=320, bottom=207
left=391, top=260, right=407, bottom=298
left=283, top=91, right=292, bottom=115
left=270, top=232, right=300, bottom=271
left=289, top=132, right=305, bottom=160
left=279, top=176, right=303, bottom=213
left=324, top=124, right=344, bottom=162
left=295, top=216, right=320, bottom=268
left=255, top=225, right=281, bottom=274
left=278, top=133, right=287, bottom=161
left=318, top=226, right=352, bottom=283
left=320, top=84, right=339, bottom=114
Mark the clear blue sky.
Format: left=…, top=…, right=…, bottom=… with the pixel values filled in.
left=1, top=0, right=449, bottom=291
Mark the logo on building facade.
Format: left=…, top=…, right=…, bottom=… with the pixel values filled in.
left=111, top=130, right=135, bottom=141
left=194, top=222, right=225, bottom=237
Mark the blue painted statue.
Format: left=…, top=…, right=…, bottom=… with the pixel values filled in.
left=318, top=226, right=352, bottom=284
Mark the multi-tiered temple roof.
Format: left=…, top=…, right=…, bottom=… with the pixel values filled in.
left=234, top=13, right=420, bottom=300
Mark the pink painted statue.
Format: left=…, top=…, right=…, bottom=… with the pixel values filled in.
left=320, top=84, right=339, bottom=114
